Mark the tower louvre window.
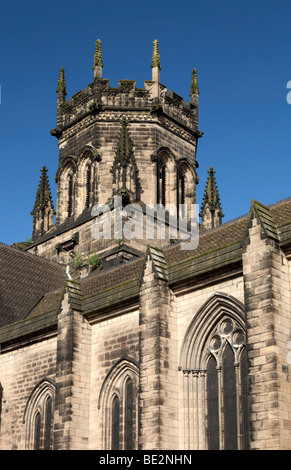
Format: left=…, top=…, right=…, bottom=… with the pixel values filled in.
left=157, top=159, right=166, bottom=206
left=177, top=165, right=186, bottom=218
left=85, top=164, right=91, bottom=209
left=67, top=174, right=73, bottom=218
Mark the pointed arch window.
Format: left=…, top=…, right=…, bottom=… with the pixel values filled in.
left=23, top=379, right=55, bottom=450
left=98, top=358, right=139, bottom=450
left=180, top=293, right=249, bottom=450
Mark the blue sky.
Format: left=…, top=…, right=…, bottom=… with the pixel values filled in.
left=0, top=0, right=291, bottom=245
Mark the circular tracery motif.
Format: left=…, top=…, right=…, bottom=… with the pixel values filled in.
left=220, top=319, right=233, bottom=336
left=232, top=329, right=245, bottom=347
left=208, top=318, right=245, bottom=356
left=209, top=335, right=222, bottom=353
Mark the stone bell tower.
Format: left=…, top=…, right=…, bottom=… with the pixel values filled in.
left=28, top=40, right=203, bottom=267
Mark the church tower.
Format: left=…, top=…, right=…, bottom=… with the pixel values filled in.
left=28, top=40, right=202, bottom=266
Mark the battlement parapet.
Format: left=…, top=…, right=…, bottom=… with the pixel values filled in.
left=54, top=78, right=198, bottom=136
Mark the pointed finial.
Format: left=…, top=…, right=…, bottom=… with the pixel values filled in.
left=56, top=67, right=67, bottom=95
left=200, top=166, right=224, bottom=229
left=190, top=68, right=199, bottom=96
left=151, top=39, right=161, bottom=70
left=93, top=39, right=103, bottom=69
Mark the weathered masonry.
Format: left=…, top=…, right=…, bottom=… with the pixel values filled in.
left=1, top=40, right=291, bottom=450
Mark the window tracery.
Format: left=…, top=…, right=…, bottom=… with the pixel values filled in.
left=98, top=358, right=139, bottom=450
left=23, top=379, right=55, bottom=450
left=180, top=293, right=249, bottom=450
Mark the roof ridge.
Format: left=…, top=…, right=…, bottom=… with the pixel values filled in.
left=268, top=196, right=291, bottom=208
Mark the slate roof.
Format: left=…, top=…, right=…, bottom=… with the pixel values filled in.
left=0, top=243, right=66, bottom=328
left=1, top=198, right=291, bottom=335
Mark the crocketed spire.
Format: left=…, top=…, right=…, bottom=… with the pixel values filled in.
left=200, top=167, right=224, bottom=229
left=56, top=67, right=67, bottom=95
left=32, top=167, right=54, bottom=212
left=31, top=167, right=55, bottom=239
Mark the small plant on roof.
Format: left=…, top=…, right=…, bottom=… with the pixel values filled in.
left=87, top=252, right=101, bottom=269
left=71, top=253, right=83, bottom=269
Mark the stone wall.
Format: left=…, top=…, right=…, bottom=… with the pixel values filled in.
left=0, top=336, right=57, bottom=450
left=243, top=212, right=291, bottom=449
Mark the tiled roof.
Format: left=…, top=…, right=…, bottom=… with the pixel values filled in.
left=82, top=257, right=144, bottom=297
left=0, top=243, right=66, bottom=327
left=165, top=198, right=291, bottom=267
left=269, top=198, right=291, bottom=225
left=2, top=198, right=291, bottom=331
left=164, top=216, right=247, bottom=266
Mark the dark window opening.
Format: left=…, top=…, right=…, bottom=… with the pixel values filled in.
left=207, top=356, right=220, bottom=450
left=68, top=174, right=73, bottom=218
left=112, top=395, right=120, bottom=450
left=0, top=383, right=3, bottom=434
left=241, top=348, right=250, bottom=450
left=223, top=343, right=237, bottom=450
left=44, top=396, right=53, bottom=450
left=34, top=412, right=41, bottom=451
left=125, top=378, right=133, bottom=450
